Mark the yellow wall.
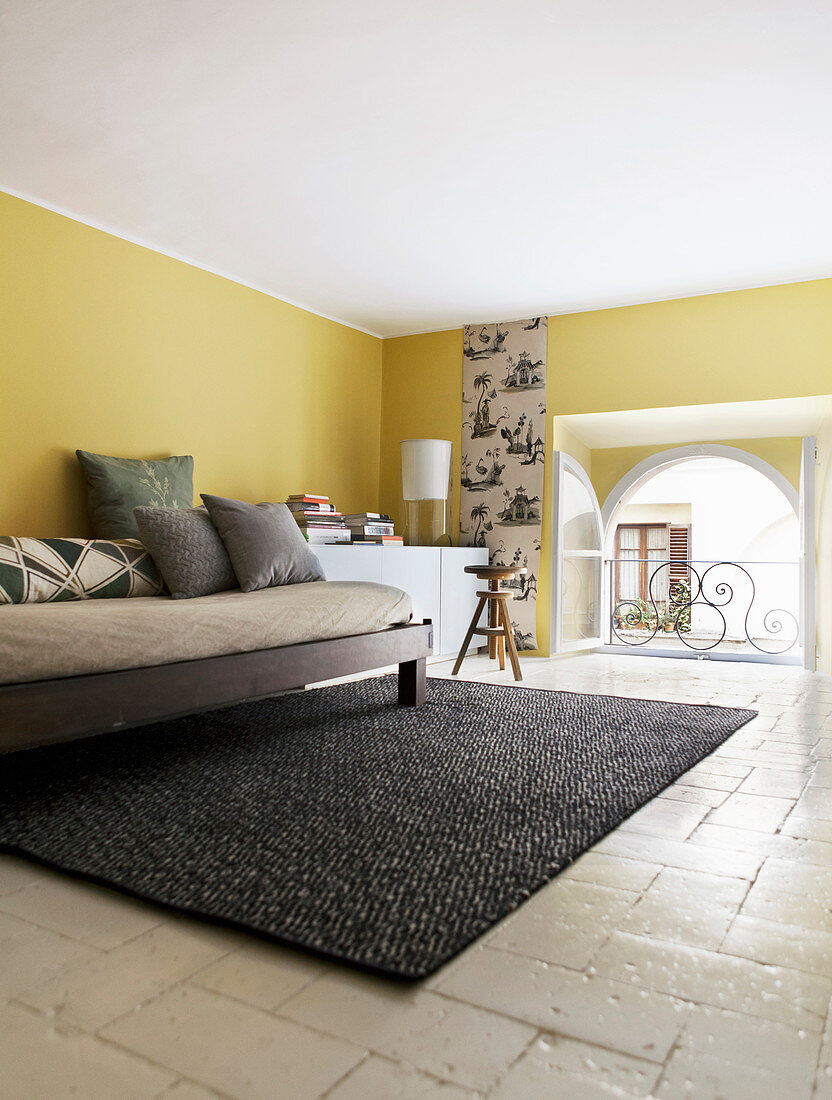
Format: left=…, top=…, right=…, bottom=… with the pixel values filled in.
left=379, top=279, right=832, bottom=657
left=379, top=329, right=463, bottom=538
left=552, top=421, right=592, bottom=475
left=0, top=192, right=383, bottom=536
left=549, top=280, right=832, bottom=415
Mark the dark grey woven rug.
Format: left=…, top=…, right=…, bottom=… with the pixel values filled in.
left=0, top=676, right=754, bottom=978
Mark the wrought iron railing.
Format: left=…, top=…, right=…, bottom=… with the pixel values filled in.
left=607, top=558, right=800, bottom=655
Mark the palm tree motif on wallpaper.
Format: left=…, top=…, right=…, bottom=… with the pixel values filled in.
left=469, top=503, right=493, bottom=547
left=468, top=373, right=509, bottom=439
left=461, top=449, right=505, bottom=491
left=463, top=325, right=508, bottom=360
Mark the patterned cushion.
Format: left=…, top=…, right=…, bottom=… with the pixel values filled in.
left=133, top=506, right=238, bottom=600
left=0, top=537, right=163, bottom=604
left=76, top=450, right=194, bottom=539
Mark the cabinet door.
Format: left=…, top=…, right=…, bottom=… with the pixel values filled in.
left=313, top=546, right=383, bottom=583
left=439, top=548, right=489, bottom=656
left=381, top=548, right=441, bottom=637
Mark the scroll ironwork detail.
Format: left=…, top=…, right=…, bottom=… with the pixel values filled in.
left=610, top=560, right=798, bottom=655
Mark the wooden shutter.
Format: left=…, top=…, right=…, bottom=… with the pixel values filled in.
left=668, top=525, right=691, bottom=593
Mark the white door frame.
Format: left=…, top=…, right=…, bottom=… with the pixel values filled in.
left=800, top=437, right=817, bottom=671
left=551, top=450, right=604, bottom=654
left=597, top=442, right=810, bottom=667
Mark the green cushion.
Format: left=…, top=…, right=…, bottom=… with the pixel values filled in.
left=0, top=537, right=163, bottom=603
left=76, top=450, right=194, bottom=538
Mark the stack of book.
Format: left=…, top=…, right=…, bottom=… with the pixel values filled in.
left=286, top=494, right=350, bottom=543
left=343, top=512, right=403, bottom=545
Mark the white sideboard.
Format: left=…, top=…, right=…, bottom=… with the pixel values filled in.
left=313, top=545, right=488, bottom=658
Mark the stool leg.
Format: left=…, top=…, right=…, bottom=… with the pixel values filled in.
left=498, top=632, right=505, bottom=671
left=498, top=598, right=523, bottom=681
left=488, top=580, right=498, bottom=660
left=452, top=596, right=487, bottom=676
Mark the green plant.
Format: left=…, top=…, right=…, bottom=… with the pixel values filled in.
left=631, top=598, right=657, bottom=628
left=667, top=581, right=692, bottom=633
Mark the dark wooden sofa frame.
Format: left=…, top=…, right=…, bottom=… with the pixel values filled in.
left=0, top=620, right=433, bottom=754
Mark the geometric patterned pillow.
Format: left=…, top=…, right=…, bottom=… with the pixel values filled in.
left=0, top=537, right=163, bottom=604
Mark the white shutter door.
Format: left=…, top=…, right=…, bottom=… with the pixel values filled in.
left=551, top=452, right=604, bottom=653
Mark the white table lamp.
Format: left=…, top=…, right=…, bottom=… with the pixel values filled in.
left=401, top=439, right=452, bottom=546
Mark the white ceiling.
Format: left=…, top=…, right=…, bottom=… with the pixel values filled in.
left=2, top=1, right=831, bottom=337
left=558, top=395, right=832, bottom=449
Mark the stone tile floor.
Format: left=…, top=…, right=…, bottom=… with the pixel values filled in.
left=2, top=652, right=831, bottom=1098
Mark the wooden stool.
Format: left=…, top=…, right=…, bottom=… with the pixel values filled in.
left=452, top=565, right=524, bottom=681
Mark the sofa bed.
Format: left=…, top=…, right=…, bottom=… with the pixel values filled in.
left=0, top=580, right=432, bottom=754
left=0, top=452, right=433, bottom=754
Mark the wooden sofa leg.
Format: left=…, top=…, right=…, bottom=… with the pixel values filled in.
left=398, top=657, right=426, bottom=706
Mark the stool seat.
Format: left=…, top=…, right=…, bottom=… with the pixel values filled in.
left=453, top=564, right=524, bottom=681
left=463, top=565, right=527, bottom=577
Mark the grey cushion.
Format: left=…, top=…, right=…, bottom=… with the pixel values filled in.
left=201, top=495, right=326, bottom=592
left=133, top=506, right=238, bottom=600
left=76, top=450, right=194, bottom=539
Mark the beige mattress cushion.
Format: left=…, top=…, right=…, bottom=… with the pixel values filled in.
left=0, top=581, right=412, bottom=685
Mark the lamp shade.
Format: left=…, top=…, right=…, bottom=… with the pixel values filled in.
left=401, top=439, right=452, bottom=500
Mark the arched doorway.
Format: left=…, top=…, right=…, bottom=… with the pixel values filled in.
left=550, top=441, right=816, bottom=667
left=600, top=444, right=798, bottom=527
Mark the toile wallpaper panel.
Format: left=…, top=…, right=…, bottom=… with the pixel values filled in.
left=459, top=317, right=547, bottom=650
